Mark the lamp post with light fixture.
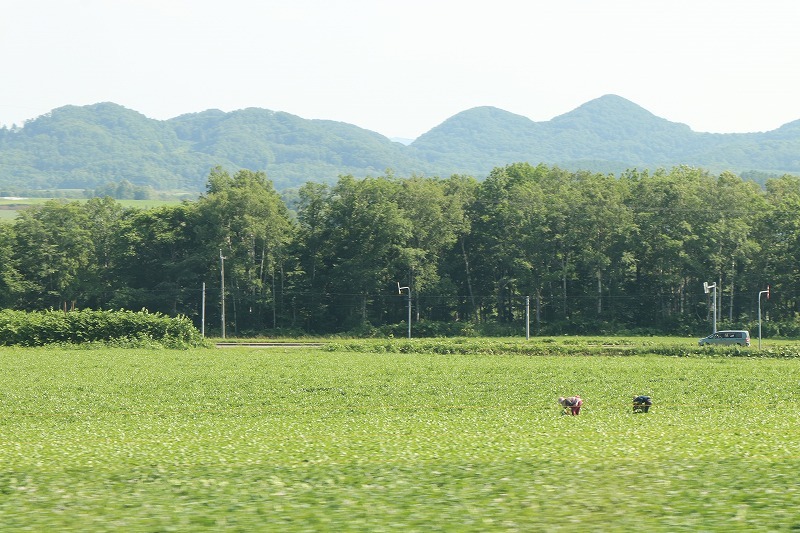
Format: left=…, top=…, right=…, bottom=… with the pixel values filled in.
left=703, top=281, right=717, bottom=333
left=397, top=282, right=411, bottom=339
left=758, top=285, right=770, bottom=349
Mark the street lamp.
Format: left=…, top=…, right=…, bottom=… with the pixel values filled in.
left=703, top=282, right=717, bottom=333
left=397, top=282, right=411, bottom=339
left=758, top=285, right=770, bottom=349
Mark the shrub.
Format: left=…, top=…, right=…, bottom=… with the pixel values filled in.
left=324, top=337, right=800, bottom=359
left=0, top=309, right=205, bottom=348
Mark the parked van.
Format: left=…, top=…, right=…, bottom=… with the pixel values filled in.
left=698, top=330, right=750, bottom=347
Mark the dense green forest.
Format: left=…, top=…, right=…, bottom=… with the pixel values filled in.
left=0, top=164, right=797, bottom=337
left=1, top=95, right=799, bottom=194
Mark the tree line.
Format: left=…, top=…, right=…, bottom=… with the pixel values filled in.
left=0, top=163, right=797, bottom=336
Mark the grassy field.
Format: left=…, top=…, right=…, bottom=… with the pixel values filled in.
left=1, top=341, right=799, bottom=531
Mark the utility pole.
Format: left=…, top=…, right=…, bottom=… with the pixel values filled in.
left=201, top=282, right=206, bottom=338
left=525, top=296, right=530, bottom=340
left=220, top=250, right=226, bottom=339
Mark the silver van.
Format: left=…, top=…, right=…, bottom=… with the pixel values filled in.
left=698, top=330, right=750, bottom=347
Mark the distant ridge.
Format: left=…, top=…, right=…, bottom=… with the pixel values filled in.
left=1, top=95, right=799, bottom=193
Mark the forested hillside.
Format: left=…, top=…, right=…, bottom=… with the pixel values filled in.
left=1, top=165, right=798, bottom=337
left=1, top=95, right=799, bottom=194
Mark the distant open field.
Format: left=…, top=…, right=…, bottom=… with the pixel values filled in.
left=1, top=338, right=799, bottom=530
left=0, top=197, right=184, bottom=221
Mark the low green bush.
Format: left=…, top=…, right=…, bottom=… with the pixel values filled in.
left=325, top=337, right=800, bottom=358
left=0, top=309, right=205, bottom=348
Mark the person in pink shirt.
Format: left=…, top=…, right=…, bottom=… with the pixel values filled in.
left=558, top=395, right=583, bottom=415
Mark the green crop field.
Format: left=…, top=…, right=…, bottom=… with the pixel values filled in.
left=1, top=342, right=799, bottom=531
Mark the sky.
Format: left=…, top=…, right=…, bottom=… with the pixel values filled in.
left=2, top=0, right=799, bottom=140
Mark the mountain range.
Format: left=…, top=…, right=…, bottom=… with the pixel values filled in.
left=1, top=94, right=798, bottom=193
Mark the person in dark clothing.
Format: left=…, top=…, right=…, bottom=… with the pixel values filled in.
left=633, top=395, right=652, bottom=413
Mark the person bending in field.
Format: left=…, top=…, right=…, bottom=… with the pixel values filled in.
left=633, top=395, right=652, bottom=413
left=558, top=395, right=583, bottom=416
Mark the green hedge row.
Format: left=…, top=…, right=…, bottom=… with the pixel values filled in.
left=325, top=338, right=800, bottom=358
left=0, top=309, right=204, bottom=348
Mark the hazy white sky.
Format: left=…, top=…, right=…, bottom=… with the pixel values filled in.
left=2, top=0, right=799, bottom=139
